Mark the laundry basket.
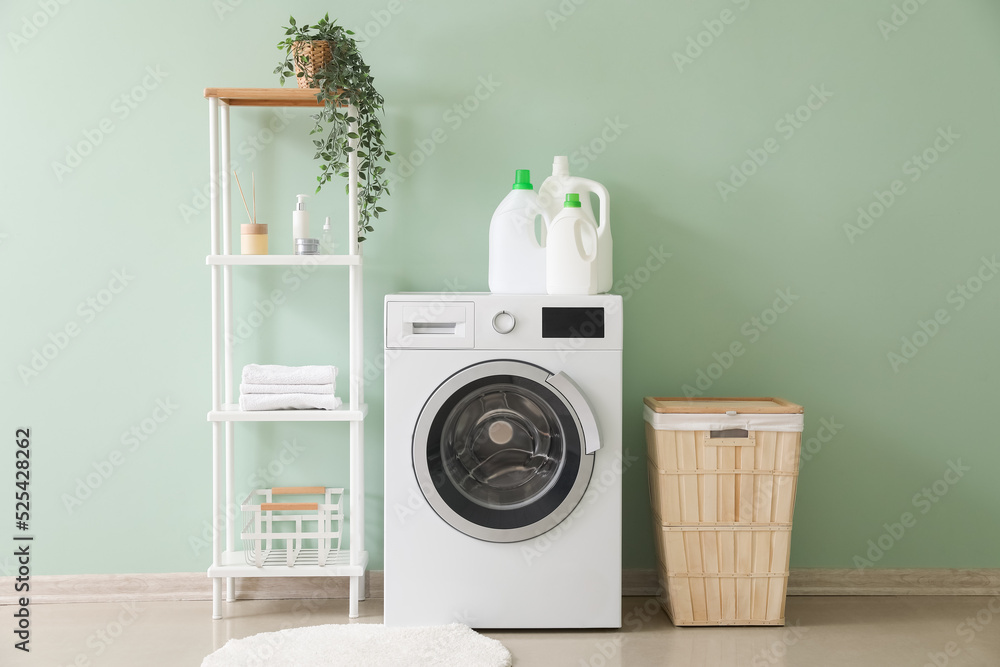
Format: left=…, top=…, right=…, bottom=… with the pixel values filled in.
left=240, top=486, right=344, bottom=567
left=644, top=397, right=804, bottom=626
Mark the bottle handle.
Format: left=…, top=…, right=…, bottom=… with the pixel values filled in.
left=532, top=205, right=551, bottom=248
left=569, top=177, right=611, bottom=232
left=574, top=219, right=599, bottom=262
left=592, top=182, right=610, bottom=233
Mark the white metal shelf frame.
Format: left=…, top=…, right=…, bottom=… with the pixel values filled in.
left=206, top=254, right=362, bottom=266
left=208, top=403, right=368, bottom=422
left=205, top=88, right=366, bottom=620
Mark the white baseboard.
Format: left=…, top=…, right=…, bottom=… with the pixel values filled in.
left=0, top=572, right=381, bottom=606
left=2, top=569, right=997, bottom=605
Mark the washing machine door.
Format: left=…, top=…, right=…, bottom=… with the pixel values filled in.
left=413, top=360, right=601, bottom=543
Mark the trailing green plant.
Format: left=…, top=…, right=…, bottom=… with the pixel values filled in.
left=275, top=14, right=392, bottom=243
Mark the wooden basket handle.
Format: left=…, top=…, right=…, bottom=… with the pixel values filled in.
left=704, top=429, right=756, bottom=447
left=271, top=486, right=326, bottom=495
left=260, top=502, right=319, bottom=511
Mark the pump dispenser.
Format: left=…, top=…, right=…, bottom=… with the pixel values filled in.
left=292, top=194, right=310, bottom=245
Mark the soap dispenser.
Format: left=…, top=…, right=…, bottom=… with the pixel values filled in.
left=292, top=194, right=310, bottom=245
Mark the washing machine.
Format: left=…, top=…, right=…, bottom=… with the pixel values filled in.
left=383, top=292, right=622, bottom=629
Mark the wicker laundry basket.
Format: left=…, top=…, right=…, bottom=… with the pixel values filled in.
left=644, top=397, right=804, bottom=626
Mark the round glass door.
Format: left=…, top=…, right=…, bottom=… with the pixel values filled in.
left=413, top=360, right=595, bottom=543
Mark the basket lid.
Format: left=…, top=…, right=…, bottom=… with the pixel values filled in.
left=643, top=397, right=803, bottom=415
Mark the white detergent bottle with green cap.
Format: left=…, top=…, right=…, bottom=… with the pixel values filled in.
left=538, top=156, right=612, bottom=293
left=546, top=193, right=599, bottom=295
left=488, top=169, right=550, bottom=294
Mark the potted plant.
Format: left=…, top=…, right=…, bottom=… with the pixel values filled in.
left=275, top=14, right=392, bottom=243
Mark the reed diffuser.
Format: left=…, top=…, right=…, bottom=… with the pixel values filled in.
left=236, top=171, right=268, bottom=255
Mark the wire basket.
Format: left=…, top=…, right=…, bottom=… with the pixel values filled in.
left=240, top=486, right=344, bottom=567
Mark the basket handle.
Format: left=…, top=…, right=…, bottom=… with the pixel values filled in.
left=704, top=429, right=756, bottom=447
left=260, top=502, right=319, bottom=511
left=272, top=486, right=326, bottom=495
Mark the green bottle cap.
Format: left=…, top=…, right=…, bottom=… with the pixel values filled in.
left=512, top=169, right=533, bottom=190
left=564, top=193, right=582, bottom=208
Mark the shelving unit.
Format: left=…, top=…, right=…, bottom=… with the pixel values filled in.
left=208, top=403, right=368, bottom=423
left=206, top=255, right=361, bottom=266
left=204, top=87, right=366, bottom=619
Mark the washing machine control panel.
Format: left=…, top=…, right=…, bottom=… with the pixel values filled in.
left=385, top=294, right=622, bottom=351
left=491, top=310, right=516, bottom=334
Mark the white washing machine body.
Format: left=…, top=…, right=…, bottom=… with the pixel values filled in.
left=383, top=293, right=622, bottom=629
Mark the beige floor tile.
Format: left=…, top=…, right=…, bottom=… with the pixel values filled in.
left=5, top=596, right=1000, bottom=666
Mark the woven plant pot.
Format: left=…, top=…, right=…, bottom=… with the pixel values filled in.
left=292, top=40, right=333, bottom=89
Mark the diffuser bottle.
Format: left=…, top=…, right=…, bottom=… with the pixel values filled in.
left=241, top=224, right=268, bottom=255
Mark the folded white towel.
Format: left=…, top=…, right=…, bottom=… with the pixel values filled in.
left=240, top=382, right=335, bottom=395
left=241, top=364, right=337, bottom=386
left=239, top=393, right=343, bottom=411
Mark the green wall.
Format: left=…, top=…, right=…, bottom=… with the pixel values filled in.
left=2, top=0, right=998, bottom=577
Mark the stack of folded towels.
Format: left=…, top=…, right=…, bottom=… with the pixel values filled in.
left=239, top=364, right=341, bottom=411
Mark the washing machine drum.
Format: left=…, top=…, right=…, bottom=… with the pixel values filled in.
left=413, top=360, right=597, bottom=543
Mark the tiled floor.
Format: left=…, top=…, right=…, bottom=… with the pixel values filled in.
left=7, top=596, right=1000, bottom=665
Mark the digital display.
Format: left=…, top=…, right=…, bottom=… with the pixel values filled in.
left=542, top=307, right=605, bottom=339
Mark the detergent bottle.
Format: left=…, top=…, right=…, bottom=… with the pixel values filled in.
left=488, top=169, right=549, bottom=294
left=538, top=156, right=612, bottom=293
left=546, top=194, right=599, bottom=295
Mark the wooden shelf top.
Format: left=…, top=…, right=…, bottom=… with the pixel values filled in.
left=204, top=87, right=326, bottom=107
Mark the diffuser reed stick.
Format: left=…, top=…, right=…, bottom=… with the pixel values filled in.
left=233, top=171, right=254, bottom=225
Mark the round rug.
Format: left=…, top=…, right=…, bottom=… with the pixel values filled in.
left=201, top=622, right=512, bottom=667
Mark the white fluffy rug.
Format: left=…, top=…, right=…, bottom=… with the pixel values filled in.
left=201, top=622, right=512, bottom=667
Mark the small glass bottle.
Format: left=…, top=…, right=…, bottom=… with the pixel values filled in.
left=321, top=216, right=335, bottom=254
